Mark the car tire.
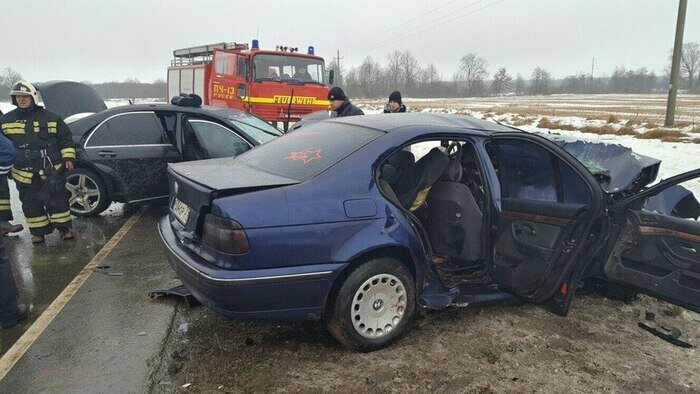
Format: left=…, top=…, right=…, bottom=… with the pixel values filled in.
left=66, top=167, right=110, bottom=217
left=326, top=258, right=415, bottom=352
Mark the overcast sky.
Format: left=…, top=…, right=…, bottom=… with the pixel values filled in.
left=2, top=0, right=699, bottom=83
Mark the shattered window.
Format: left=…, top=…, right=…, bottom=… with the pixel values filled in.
left=490, top=140, right=558, bottom=202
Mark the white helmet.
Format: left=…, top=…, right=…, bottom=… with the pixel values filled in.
left=10, top=80, right=39, bottom=106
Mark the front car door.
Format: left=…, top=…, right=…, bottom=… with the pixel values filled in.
left=84, top=111, right=180, bottom=201
left=484, top=134, right=607, bottom=315
left=602, top=169, right=700, bottom=313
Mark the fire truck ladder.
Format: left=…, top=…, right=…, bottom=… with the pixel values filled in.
left=171, top=42, right=249, bottom=66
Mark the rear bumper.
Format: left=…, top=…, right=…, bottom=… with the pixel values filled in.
left=158, top=216, right=345, bottom=320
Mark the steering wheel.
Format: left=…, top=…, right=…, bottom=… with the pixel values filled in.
left=446, top=141, right=462, bottom=160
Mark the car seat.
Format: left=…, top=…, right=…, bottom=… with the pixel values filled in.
left=426, top=160, right=483, bottom=262
left=392, top=148, right=449, bottom=211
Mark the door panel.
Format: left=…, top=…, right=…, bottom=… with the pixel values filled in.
left=495, top=199, right=586, bottom=296
left=603, top=171, right=700, bottom=312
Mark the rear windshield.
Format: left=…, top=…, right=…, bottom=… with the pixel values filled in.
left=236, top=123, right=382, bottom=181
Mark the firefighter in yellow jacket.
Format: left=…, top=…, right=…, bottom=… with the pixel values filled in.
left=0, top=81, right=76, bottom=243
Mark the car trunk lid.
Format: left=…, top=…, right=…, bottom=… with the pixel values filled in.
left=167, top=158, right=299, bottom=234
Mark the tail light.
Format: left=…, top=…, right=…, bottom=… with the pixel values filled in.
left=201, top=214, right=249, bottom=254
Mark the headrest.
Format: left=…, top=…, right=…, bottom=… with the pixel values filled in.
left=440, top=160, right=463, bottom=182
left=380, top=163, right=397, bottom=181
left=388, top=149, right=415, bottom=170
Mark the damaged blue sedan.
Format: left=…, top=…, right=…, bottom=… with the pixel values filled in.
left=159, top=113, right=700, bottom=351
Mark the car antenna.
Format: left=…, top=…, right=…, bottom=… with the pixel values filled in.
left=286, top=88, right=294, bottom=130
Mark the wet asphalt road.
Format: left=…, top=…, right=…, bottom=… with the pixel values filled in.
left=0, top=184, right=132, bottom=357
left=0, top=201, right=180, bottom=392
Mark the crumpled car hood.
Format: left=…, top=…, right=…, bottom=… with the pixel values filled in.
left=541, top=134, right=661, bottom=196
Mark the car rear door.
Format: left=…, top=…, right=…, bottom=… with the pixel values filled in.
left=84, top=111, right=180, bottom=201
left=485, top=133, right=607, bottom=316
left=601, top=169, right=700, bottom=313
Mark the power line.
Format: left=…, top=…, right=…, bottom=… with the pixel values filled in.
left=346, top=0, right=504, bottom=58
left=345, top=0, right=462, bottom=50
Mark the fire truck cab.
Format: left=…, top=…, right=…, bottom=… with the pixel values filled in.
left=167, top=40, right=331, bottom=129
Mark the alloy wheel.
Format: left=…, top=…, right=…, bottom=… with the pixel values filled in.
left=66, top=173, right=102, bottom=214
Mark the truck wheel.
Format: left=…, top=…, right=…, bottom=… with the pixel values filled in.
left=66, top=168, right=110, bottom=217
left=326, top=258, right=415, bottom=352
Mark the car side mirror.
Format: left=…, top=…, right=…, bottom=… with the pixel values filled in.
left=237, top=83, right=246, bottom=99
left=328, top=70, right=334, bottom=85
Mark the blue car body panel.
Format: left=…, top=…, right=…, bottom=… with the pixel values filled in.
left=161, top=113, right=674, bottom=320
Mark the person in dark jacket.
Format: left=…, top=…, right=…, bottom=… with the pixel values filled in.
left=383, top=90, right=407, bottom=113
left=0, top=236, right=29, bottom=329
left=328, top=87, right=364, bottom=118
left=0, top=81, right=76, bottom=243
left=0, top=109, right=23, bottom=236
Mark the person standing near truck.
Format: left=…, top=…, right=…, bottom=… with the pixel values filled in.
left=0, top=81, right=76, bottom=244
left=328, top=87, right=364, bottom=118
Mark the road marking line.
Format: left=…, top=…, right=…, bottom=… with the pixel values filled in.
left=0, top=208, right=145, bottom=381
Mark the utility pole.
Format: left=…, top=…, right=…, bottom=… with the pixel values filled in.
left=334, top=50, right=343, bottom=86
left=665, top=0, right=687, bottom=126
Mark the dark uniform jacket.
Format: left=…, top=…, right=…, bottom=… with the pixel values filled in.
left=333, top=99, right=364, bottom=118
left=383, top=103, right=407, bottom=113
left=0, top=105, right=75, bottom=184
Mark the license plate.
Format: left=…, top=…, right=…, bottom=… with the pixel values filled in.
left=171, top=198, right=190, bottom=224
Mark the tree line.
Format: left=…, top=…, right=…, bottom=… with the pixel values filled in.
left=0, top=69, right=167, bottom=100
left=330, top=41, right=700, bottom=98
left=1, top=41, right=698, bottom=100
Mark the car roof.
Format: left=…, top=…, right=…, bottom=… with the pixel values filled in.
left=322, top=113, right=519, bottom=135
left=68, top=103, right=250, bottom=136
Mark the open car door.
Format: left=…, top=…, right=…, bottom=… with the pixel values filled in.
left=485, top=134, right=608, bottom=316
left=602, top=169, right=700, bottom=313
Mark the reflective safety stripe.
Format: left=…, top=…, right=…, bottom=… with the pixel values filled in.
left=61, top=147, right=76, bottom=159
left=48, top=128, right=57, bottom=133
left=50, top=211, right=71, bottom=224
left=241, top=96, right=331, bottom=106
left=0, top=206, right=10, bottom=211
left=27, top=215, right=50, bottom=228
left=11, top=168, right=33, bottom=184
left=3, top=128, right=25, bottom=135
left=0, top=198, right=10, bottom=210
left=1, top=122, right=24, bottom=130
left=33, top=121, right=40, bottom=133
left=47, top=122, right=57, bottom=127
left=39, top=164, right=63, bottom=180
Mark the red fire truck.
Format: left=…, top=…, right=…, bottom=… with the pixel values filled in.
left=167, top=40, right=332, bottom=129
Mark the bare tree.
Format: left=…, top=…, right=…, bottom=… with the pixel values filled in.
left=386, top=50, right=403, bottom=91
left=529, top=67, right=551, bottom=95
left=680, top=42, right=699, bottom=93
left=1, top=67, right=22, bottom=88
left=514, top=74, right=526, bottom=96
left=400, top=51, right=420, bottom=95
left=491, top=67, right=513, bottom=96
left=458, top=53, right=488, bottom=96
left=358, top=56, right=384, bottom=98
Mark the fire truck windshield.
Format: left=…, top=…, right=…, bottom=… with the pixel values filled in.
left=253, top=54, right=325, bottom=84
